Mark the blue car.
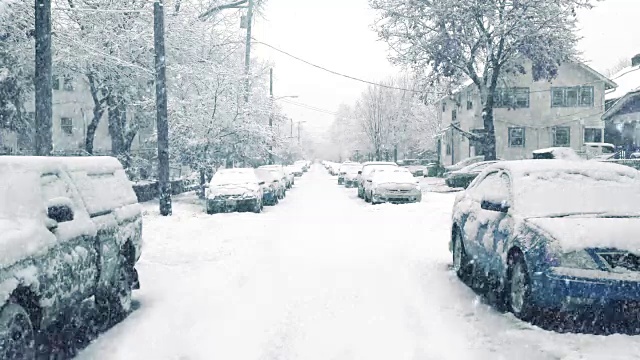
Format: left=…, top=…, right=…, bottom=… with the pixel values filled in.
left=450, top=159, right=640, bottom=321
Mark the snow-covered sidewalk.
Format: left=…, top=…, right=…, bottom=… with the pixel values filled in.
left=78, top=165, right=640, bottom=360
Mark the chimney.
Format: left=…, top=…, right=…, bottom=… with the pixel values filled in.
left=633, top=54, right=640, bottom=67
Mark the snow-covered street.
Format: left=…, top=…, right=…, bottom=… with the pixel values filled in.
left=78, top=165, right=640, bottom=360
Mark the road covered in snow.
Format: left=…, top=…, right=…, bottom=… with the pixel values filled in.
left=79, top=165, right=640, bottom=360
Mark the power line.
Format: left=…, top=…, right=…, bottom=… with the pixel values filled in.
left=280, top=99, right=338, bottom=116
left=252, top=39, right=431, bottom=95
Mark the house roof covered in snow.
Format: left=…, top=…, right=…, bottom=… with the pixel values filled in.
left=605, top=65, right=640, bottom=102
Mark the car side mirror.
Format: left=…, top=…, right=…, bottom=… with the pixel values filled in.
left=258, top=181, right=265, bottom=185
left=47, top=202, right=74, bottom=223
left=366, top=179, right=372, bottom=182
left=480, top=198, right=510, bottom=213
left=358, top=171, right=362, bottom=175
left=273, top=180, right=279, bottom=183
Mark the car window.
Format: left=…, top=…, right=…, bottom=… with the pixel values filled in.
left=41, top=174, right=74, bottom=202
left=469, top=172, right=510, bottom=202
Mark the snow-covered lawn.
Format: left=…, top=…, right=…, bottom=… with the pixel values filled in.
left=78, top=165, right=640, bottom=360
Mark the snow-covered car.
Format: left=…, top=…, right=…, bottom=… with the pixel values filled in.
left=254, top=169, right=280, bottom=206
left=365, top=168, right=422, bottom=204
left=0, top=156, right=142, bottom=357
left=356, top=161, right=398, bottom=199
left=532, top=147, right=582, bottom=160
left=343, top=165, right=362, bottom=188
left=337, top=162, right=361, bottom=185
left=451, top=159, right=640, bottom=321
left=258, top=165, right=288, bottom=196
left=287, top=164, right=303, bottom=177
left=295, top=160, right=309, bottom=172
left=445, top=156, right=485, bottom=172
left=363, top=167, right=411, bottom=201
left=205, top=168, right=263, bottom=214
left=398, top=159, right=432, bottom=177
left=283, top=166, right=295, bottom=187
left=445, top=161, right=498, bottom=189
left=328, top=162, right=342, bottom=176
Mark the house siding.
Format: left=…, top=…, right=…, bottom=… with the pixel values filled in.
left=439, top=62, right=608, bottom=165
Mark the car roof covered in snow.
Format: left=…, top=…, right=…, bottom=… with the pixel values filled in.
left=484, top=159, right=640, bottom=180
left=362, top=161, right=397, bottom=166
left=0, top=156, right=124, bottom=174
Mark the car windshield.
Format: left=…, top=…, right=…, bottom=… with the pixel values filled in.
left=210, top=170, right=258, bottom=186
left=373, top=170, right=415, bottom=183
left=516, top=170, right=640, bottom=217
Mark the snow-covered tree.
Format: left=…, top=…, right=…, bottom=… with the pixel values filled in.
left=370, top=0, right=595, bottom=160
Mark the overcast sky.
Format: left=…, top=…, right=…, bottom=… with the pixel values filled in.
left=252, top=0, right=640, bottom=136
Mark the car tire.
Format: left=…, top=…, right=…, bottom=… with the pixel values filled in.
left=364, top=191, right=371, bottom=203
left=95, top=252, right=133, bottom=326
left=507, top=254, right=534, bottom=321
left=0, top=303, right=35, bottom=360
left=452, top=230, right=472, bottom=282
left=206, top=202, right=217, bottom=214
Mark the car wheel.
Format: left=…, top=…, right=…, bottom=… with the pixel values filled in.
left=0, top=303, right=35, bottom=360
left=507, top=254, right=534, bottom=321
left=357, top=186, right=363, bottom=198
left=96, top=252, right=133, bottom=326
left=365, top=191, right=371, bottom=203
left=452, top=230, right=472, bottom=281
left=206, top=202, right=217, bottom=214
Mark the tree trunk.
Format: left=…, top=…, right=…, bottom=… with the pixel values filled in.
left=482, top=95, right=497, bottom=161
left=85, top=108, right=103, bottom=154
left=393, top=145, right=398, bottom=162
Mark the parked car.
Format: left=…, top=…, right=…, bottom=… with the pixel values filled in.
left=356, top=161, right=398, bottom=199
left=205, top=168, right=263, bottom=214
left=365, top=168, right=421, bottom=204
left=445, top=161, right=498, bottom=189
left=283, top=166, right=295, bottom=187
left=338, top=162, right=361, bottom=185
left=397, top=159, right=432, bottom=177
left=0, top=156, right=142, bottom=358
left=343, top=165, right=362, bottom=188
left=445, top=156, right=485, bottom=172
left=254, top=169, right=280, bottom=206
left=532, top=147, right=582, bottom=160
left=451, top=159, right=640, bottom=321
left=287, top=164, right=303, bottom=177
left=583, top=142, right=616, bottom=160
left=258, top=165, right=288, bottom=197
left=328, top=162, right=342, bottom=176
left=295, top=160, right=309, bottom=172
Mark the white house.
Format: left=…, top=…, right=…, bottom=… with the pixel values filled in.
left=602, top=54, right=640, bottom=154
left=438, top=61, right=616, bottom=165
left=1, top=74, right=155, bottom=155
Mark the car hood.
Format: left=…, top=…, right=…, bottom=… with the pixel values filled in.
left=209, top=184, right=259, bottom=196
left=527, top=217, right=640, bottom=254
left=0, top=217, right=57, bottom=268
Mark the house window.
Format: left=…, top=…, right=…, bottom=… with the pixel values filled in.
left=451, top=109, right=457, bottom=123
left=60, top=117, right=73, bottom=135
left=63, top=76, right=74, bottom=91
left=52, top=75, right=60, bottom=90
left=466, top=89, right=473, bottom=110
left=584, top=128, right=603, bottom=143
left=494, top=87, right=529, bottom=108
left=445, top=131, right=452, bottom=155
left=508, top=127, right=525, bottom=147
left=442, top=101, right=446, bottom=113
left=551, top=86, right=594, bottom=107
left=553, top=126, right=570, bottom=147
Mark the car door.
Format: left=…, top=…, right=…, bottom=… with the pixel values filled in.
left=39, top=172, right=98, bottom=313
left=471, top=171, right=511, bottom=276
left=460, top=171, right=499, bottom=263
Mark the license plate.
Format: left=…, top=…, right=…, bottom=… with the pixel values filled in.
left=226, top=199, right=236, bottom=207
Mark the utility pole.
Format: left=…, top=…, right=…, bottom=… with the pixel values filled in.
left=268, top=67, right=274, bottom=164
left=154, top=0, right=172, bottom=216
left=34, top=0, right=52, bottom=156
left=243, top=0, right=254, bottom=102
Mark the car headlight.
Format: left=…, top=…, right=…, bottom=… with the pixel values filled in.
left=557, top=250, right=600, bottom=270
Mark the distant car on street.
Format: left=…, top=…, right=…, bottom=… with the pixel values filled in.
left=445, top=161, right=498, bottom=189
left=398, top=159, right=434, bottom=177
left=532, top=147, right=582, bottom=160
left=338, top=162, right=361, bottom=185
left=258, top=165, right=288, bottom=197
left=365, top=167, right=421, bottom=204
left=254, top=168, right=280, bottom=206
left=445, top=156, right=485, bottom=172
left=356, top=161, right=398, bottom=199
left=205, top=168, right=263, bottom=214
